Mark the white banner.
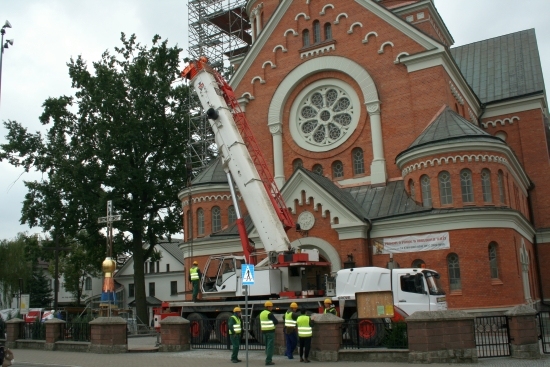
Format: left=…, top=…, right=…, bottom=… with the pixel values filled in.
left=20, top=294, right=30, bottom=314
left=373, top=232, right=450, bottom=254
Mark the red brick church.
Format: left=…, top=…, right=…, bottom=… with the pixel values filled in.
left=179, top=0, right=549, bottom=313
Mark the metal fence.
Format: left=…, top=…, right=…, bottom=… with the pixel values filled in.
left=537, top=311, right=550, bottom=354
left=189, top=318, right=265, bottom=350
left=60, top=322, right=91, bottom=342
left=474, top=316, right=510, bottom=358
left=22, top=322, right=46, bottom=340
left=0, top=319, right=5, bottom=338
left=341, top=319, right=408, bottom=349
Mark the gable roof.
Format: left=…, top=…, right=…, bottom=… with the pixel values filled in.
left=397, top=105, right=504, bottom=159
left=158, top=241, right=184, bottom=265
left=451, top=29, right=545, bottom=104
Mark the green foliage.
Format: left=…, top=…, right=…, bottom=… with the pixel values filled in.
left=29, top=269, right=53, bottom=308
left=381, top=322, right=408, bottom=349
left=0, top=33, right=196, bottom=325
left=0, top=233, right=37, bottom=307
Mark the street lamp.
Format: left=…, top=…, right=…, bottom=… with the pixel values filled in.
left=0, top=20, right=13, bottom=105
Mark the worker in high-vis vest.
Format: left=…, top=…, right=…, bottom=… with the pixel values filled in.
left=323, top=298, right=338, bottom=316
left=297, top=310, right=314, bottom=363
left=228, top=306, right=242, bottom=363
left=284, top=302, right=299, bottom=359
left=189, top=261, right=202, bottom=302
left=260, top=301, right=278, bottom=365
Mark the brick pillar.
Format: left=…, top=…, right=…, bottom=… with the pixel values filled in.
left=310, top=313, right=343, bottom=362
left=159, top=316, right=190, bottom=352
left=5, top=318, right=24, bottom=349
left=505, top=305, right=541, bottom=359
left=407, top=310, right=477, bottom=364
left=89, top=317, right=127, bottom=353
left=44, top=319, right=65, bottom=351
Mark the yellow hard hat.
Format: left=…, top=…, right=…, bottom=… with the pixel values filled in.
left=265, top=301, right=273, bottom=307
left=233, top=306, right=241, bottom=312
left=193, top=261, right=198, bottom=265
left=290, top=302, right=298, bottom=308
left=324, top=298, right=332, bottom=304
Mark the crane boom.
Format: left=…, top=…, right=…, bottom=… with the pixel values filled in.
left=182, top=57, right=292, bottom=255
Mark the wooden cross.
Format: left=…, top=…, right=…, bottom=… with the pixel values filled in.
left=97, top=200, right=121, bottom=258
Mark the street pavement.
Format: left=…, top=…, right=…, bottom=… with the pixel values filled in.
left=9, top=336, right=550, bottom=367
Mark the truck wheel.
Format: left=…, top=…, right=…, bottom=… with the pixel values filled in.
left=215, top=312, right=233, bottom=341
left=187, top=312, right=211, bottom=343
left=349, top=312, right=386, bottom=346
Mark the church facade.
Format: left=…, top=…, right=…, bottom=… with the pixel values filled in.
left=179, top=0, right=549, bottom=313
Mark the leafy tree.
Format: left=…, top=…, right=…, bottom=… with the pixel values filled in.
left=0, top=233, right=37, bottom=307
left=0, top=33, right=196, bottom=324
left=28, top=268, right=53, bottom=308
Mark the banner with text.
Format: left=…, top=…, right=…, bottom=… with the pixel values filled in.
left=373, top=232, right=450, bottom=254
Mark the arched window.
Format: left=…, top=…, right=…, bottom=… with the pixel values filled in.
left=488, top=242, right=499, bottom=279
left=312, top=164, right=323, bottom=175
left=447, top=253, right=461, bottom=291
left=85, top=277, right=92, bottom=291
left=411, top=259, right=425, bottom=269
left=439, top=171, right=453, bottom=205
left=212, top=206, right=221, bottom=232
left=498, top=170, right=505, bottom=204
left=197, top=208, right=205, bottom=235
left=313, top=21, right=321, bottom=43
left=293, top=158, right=303, bottom=171
left=332, top=160, right=344, bottom=178
left=420, top=175, right=432, bottom=207
left=409, top=179, right=416, bottom=201
left=302, top=29, right=310, bottom=47
left=324, top=22, right=332, bottom=40
left=460, top=169, right=474, bottom=203
left=481, top=169, right=492, bottom=203
left=352, top=148, right=364, bottom=175
left=228, top=205, right=237, bottom=224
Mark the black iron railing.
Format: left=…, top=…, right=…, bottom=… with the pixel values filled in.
left=474, top=315, right=510, bottom=358
left=341, top=319, right=408, bottom=349
left=22, top=322, right=46, bottom=340
left=537, top=311, right=550, bottom=354
left=0, top=319, right=5, bottom=338
left=189, top=317, right=265, bottom=350
left=61, top=322, right=91, bottom=342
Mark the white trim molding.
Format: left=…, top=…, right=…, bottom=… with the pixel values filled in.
left=334, top=13, right=348, bottom=24
left=295, top=12, right=310, bottom=21
left=481, top=116, right=520, bottom=128
left=284, top=29, right=299, bottom=37
left=320, top=4, right=335, bottom=16
left=362, top=31, right=378, bottom=44
left=347, top=22, right=363, bottom=34
left=300, top=43, right=336, bottom=59
left=378, top=41, right=394, bottom=54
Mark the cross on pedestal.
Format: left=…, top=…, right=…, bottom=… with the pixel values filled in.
left=98, top=200, right=121, bottom=257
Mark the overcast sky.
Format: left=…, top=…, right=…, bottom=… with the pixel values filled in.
left=0, top=0, right=549, bottom=241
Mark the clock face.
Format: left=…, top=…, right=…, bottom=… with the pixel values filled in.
left=298, top=211, right=315, bottom=231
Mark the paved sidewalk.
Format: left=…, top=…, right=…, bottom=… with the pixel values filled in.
left=8, top=337, right=550, bottom=367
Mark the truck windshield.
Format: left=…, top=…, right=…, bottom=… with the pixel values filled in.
left=423, top=270, right=446, bottom=295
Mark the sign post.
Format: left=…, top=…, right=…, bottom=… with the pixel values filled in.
left=242, top=264, right=255, bottom=367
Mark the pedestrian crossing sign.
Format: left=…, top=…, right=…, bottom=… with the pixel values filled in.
left=242, top=264, right=255, bottom=285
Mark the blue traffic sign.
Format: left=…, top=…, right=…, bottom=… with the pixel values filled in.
left=242, top=264, right=255, bottom=285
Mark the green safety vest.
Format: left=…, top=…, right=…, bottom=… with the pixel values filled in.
left=260, top=310, right=275, bottom=331
left=285, top=311, right=296, bottom=327
left=297, top=315, right=312, bottom=337
left=324, top=306, right=337, bottom=316
left=229, top=315, right=241, bottom=335
left=190, top=266, right=199, bottom=281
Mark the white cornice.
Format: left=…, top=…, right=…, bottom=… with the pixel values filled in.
left=396, top=140, right=531, bottom=194
left=400, top=51, right=480, bottom=113
left=178, top=184, right=230, bottom=201
left=483, top=94, right=547, bottom=119
left=371, top=209, right=534, bottom=240
left=536, top=228, right=550, bottom=243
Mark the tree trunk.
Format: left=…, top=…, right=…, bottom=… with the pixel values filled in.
left=132, top=232, right=148, bottom=326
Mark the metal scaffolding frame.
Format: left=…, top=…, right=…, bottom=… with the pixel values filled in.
left=186, top=0, right=251, bottom=171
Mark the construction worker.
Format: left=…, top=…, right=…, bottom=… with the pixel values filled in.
left=323, top=298, right=337, bottom=316
left=260, top=300, right=278, bottom=365
left=297, top=310, right=313, bottom=363
left=228, top=306, right=242, bottom=363
left=189, top=261, right=202, bottom=302
left=284, top=302, right=299, bottom=359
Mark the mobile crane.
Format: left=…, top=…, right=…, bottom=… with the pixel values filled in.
left=159, top=57, right=447, bottom=345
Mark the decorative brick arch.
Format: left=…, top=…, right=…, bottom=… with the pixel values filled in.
left=268, top=55, right=383, bottom=186
left=291, top=236, right=341, bottom=272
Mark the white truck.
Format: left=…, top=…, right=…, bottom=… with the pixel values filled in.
left=171, top=57, right=447, bottom=344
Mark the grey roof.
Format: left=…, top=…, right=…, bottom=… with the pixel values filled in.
left=191, top=157, right=228, bottom=186
left=345, top=180, right=429, bottom=220
left=451, top=29, right=545, bottom=104
left=397, top=106, right=504, bottom=158
left=295, top=167, right=370, bottom=221
left=158, top=241, right=184, bottom=264
left=128, top=296, right=162, bottom=307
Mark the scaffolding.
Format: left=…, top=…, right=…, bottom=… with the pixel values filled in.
left=186, top=0, right=251, bottom=171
